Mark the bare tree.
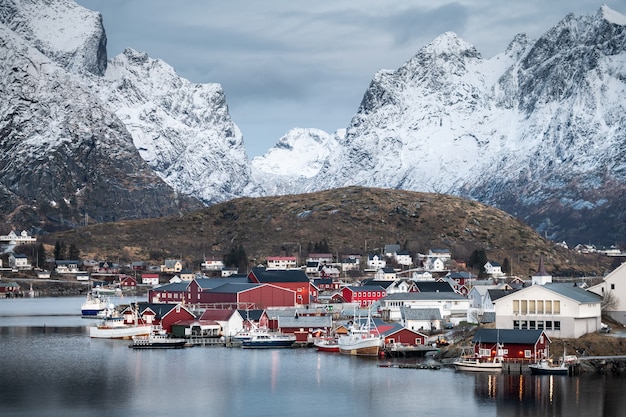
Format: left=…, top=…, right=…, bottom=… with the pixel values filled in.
left=601, top=290, right=619, bottom=312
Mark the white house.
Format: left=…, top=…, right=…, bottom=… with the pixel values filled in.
left=0, top=230, right=36, bottom=245
left=411, top=270, right=433, bottom=281
left=374, top=267, right=397, bottom=280
left=588, top=262, right=626, bottom=325
left=401, top=307, right=443, bottom=331
left=266, top=256, right=297, bottom=270
left=484, top=261, right=503, bottom=277
left=494, top=282, right=603, bottom=338
left=425, top=257, right=446, bottom=272
left=379, top=292, right=470, bottom=323
left=394, top=250, right=413, bottom=266
left=9, top=253, right=30, bottom=270
left=367, top=254, right=386, bottom=270
left=201, top=258, right=224, bottom=271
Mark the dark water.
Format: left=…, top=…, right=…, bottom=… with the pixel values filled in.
left=1, top=297, right=625, bottom=417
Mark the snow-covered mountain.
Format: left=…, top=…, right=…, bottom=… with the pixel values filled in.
left=0, top=0, right=256, bottom=230
left=2, top=0, right=626, bottom=245
left=253, top=5, right=626, bottom=245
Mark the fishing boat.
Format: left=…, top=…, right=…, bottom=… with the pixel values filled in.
left=338, top=312, right=383, bottom=357
left=130, top=333, right=187, bottom=349
left=81, top=293, right=109, bottom=318
left=528, top=359, right=570, bottom=375
left=232, top=326, right=268, bottom=342
left=241, top=333, right=296, bottom=348
left=89, top=320, right=152, bottom=339
left=314, top=337, right=340, bottom=353
left=453, top=355, right=503, bottom=372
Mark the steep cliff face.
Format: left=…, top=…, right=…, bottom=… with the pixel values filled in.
left=253, top=6, right=626, bottom=245
left=97, top=49, right=262, bottom=205
left=0, top=0, right=202, bottom=231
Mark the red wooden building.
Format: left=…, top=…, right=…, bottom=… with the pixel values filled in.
left=122, top=302, right=196, bottom=334
left=248, top=267, right=317, bottom=305
left=340, top=285, right=387, bottom=307
left=472, top=328, right=551, bottom=362
left=378, top=322, right=428, bottom=346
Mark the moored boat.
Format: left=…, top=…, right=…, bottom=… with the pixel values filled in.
left=232, top=327, right=268, bottom=342
left=338, top=314, right=383, bottom=357
left=453, top=356, right=503, bottom=372
left=130, top=333, right=187, bottom=349
left=314, top=337, right=340, bottom=353
left=81, top=293, right=108, bottom=318
left=89, top=320, right=152, bottom=339
left=241, top=333, right=296, bottom=348
left=528, top=359, right=570, bottom=375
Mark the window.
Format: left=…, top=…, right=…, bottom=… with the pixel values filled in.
left=521, top=300, right=528, bottom=315
left=513, top=300, right=519, bottom=314
left=545, top=301, right=552, bottom=314
left=521, top=321, right=528, bottom=330
left=554, top=321, right=561, bottom=330
left=529, top=320, right=536, bottom=330
left=537, top=300, right=544, bottom=315
left=525, top=350, right=532, bottom=358
left=538, top=321, right=544, bottom=330
left=611, top=283, right=615, bottom=290
left=545, top=321, right=552, bottom=330
left=513, top=320, right=520, bottom=329
left=553, top=301, right=560, bottom=315
left=529, top=300, right=535, bottom=314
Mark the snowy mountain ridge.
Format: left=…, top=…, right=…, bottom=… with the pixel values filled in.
left=252, top=4, right=626, bottom=245
left=2, top=1, right=626, bottom=245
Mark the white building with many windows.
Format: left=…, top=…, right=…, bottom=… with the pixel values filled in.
left=494, top=283, right=602, bottom=338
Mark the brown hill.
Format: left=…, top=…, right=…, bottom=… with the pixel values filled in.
left=43, top=186, right=613, bottom=276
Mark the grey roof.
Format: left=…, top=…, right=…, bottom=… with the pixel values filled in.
left=360, top=279, right=395, bottom=289
left=250, top=267, right=310, bottom=283
left=480, top=312, right=496, bottom=323
left=195, top=277, right=249, bottom=290
left=487, top=289, right=519, bottom=301
left=401, top=307, right=442, bottom=321
left=237, top=309, right=265, bottom=321
left=209, top=283, right=261, bottom=293
left=472, top=328, right=547, bottom=345
left=415, top=281, right=455, bottom=293
left=278, top=315, right=333, bottom=328
left=382, top=292, right=466, bottom=301
left=542, top=283, right=603, bottom=303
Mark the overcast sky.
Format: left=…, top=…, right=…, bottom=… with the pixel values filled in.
left=76, top=1, right=615, bottom=157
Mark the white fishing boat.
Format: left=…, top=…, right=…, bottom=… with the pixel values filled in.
left=528, top=359, right=570, bottom=375
left=89, top=320, right=152, bottom=339
left=130, top=333, right=187, bottom=349
left=338, top=311, right=383, bottom=357
left=232, top=326, right=268, bottom=342
left=81, top=293, right=108, bottom=318
left=453, top=355, right=503, bottom=372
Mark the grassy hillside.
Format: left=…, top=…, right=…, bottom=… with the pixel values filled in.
left=43, top=186, right=614, bottom=276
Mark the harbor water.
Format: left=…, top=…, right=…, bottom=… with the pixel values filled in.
left=1, top=296, right=625, bottom=417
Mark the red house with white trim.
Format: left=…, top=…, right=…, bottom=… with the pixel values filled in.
left=248, top=267, right=316, bottom=305
left=340, top=285, right=387, bottom=307
left=472, top=328, right=551, bottom=362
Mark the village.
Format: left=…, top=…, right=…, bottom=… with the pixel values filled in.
left=2, top=230, right=626, bottom=372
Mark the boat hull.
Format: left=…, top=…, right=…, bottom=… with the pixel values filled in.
left=314, top=338, right=340, bottom=353
left=529, top=363, right=569, bottom=376
left=130, top=335, right=187, bottom=349
left=241, top=334, right=296, bottom=349
left=338, top=337, right=382, bottom=357
left=89, top=323, right=152, bottom=339
left=454, top=359, right=503, bottom=372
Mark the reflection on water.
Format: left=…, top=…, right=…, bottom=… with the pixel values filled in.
left=1, top=297, right=626, bottom=417
left=470, top=370, right=626, bottom=417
